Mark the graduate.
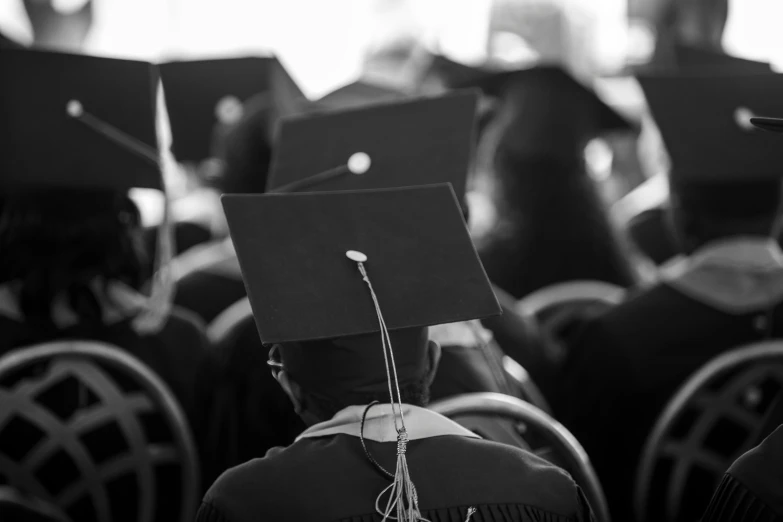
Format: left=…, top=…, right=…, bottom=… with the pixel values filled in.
left=459, top=65, right=641, bottom=300
left=553, top=73, right=783, bottom=521
left=197, top=184, right=593, bottom=522
left=161, top=57, right=304, bottom=324
left=0, top=49, right=212, bottom=431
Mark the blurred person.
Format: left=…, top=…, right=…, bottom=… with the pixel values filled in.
left=553, top=74, right=783, bottom=521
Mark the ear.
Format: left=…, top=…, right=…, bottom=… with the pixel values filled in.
left=423, top=340, right=442, bottom=387
left=275, top=370, right=304, bottom=415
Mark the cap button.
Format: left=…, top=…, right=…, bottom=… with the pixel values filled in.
left=734, top=107, right=757, bottom=132
left=66, top=99, right=84, bottom=117
left=346, top=250, right=367, bottom=263
left=348, top=152, right=371, bottom=175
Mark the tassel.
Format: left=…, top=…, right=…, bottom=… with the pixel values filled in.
left=375, top=429, right=429, bottom=522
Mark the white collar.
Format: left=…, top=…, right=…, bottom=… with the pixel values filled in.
left=296, top=403, right=480, bottom=443
left=661, top=236, right=783, bottom=314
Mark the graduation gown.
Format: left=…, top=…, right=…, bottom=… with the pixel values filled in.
left=173, top=239, right=247, bottom=324
left=197, top=404, right=593, bottom=522
left=553, top=237, right=783, bottom=521
left=702, top=424, right=783, bottom=522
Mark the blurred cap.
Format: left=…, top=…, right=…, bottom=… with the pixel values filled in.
left=671, top=44, right=772, bottom=73
left=222, top=183, right=500, bottom=345
left=266, top=91, right=479, bottom=201
left=310, top=80, right=406, bottom=112
left=422, top=54, right=488, bottom=89
left=0, top=49, right=161, bottom=192
left=466, top=65, right=637, bottom=136
left=638, top=73, right=783, bottom=183
left=160, top=56, right=306, bottom=162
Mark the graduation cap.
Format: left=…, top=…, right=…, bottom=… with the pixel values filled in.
left=223, top=183, right=499, bottom=345
left=310, top=80, right=406, bottom=112
left=671, top=44, right=772, bottom=73
left=159, top=56, right=307, bottom=162
left=421, top=54, right=488, bottom=89
left=0, top=48, right=161, bottom=192
left=639, top=73, right=783, bottom=217
left=265, top=91, right=479, bottom=201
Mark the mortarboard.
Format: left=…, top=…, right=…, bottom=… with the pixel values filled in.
left=159, top=56, right=307, bottom=162
left=223, top=183, right=500, bottom=345
left=265, top=91, right=479, bottom=201
left=0, top=48, right=161, bottom=192
left=751, top=117, right=783, bottom=133
left=421, top=54, right=489, bottom=90
left=671, top=44, right=772, bottom=73
left=310, top=80, right=406, bottom=112
left=465, top=65, right=636, bottom=136
left=638, top=73, right=783, bottom=183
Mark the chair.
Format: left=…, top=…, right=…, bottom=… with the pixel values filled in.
left=0, top=341, right=200, bottom=522
left=634, top=342, right=783, bottom=522
left=207, top=297, right=252, bottom=344
left=430, top=392, right=611, bottom=522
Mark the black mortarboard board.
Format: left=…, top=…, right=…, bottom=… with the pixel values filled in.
left=638, top=73, right=783, bottom=183
left=265, top=91, right=479, bottom=201
left=310, top=80, right=406, bottom=112
left=671, top=44, right=772, bottom=73
left=467, top=65, right=636, bottom=135
left=751, top=117, right=783, bottom=133
left=0, top=48, right=160, bottom=191
left=223, top=183, right=500, bottom=345
left=422, top=54, right=488, bottom=89
left=159, top=56, right=306, bottom=162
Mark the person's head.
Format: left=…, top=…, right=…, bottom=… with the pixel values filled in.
left=669, top=178, right=783, bottom=253
left=0, top=189, right=148, bottom=328
left=211, top=94, right=273, bottom=195
left=269, top=327, right=442, bottom=425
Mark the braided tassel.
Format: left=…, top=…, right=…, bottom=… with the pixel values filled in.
left=376, top=429, right=427, bottom=522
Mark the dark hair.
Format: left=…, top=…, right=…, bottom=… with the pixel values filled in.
left=670, top=179, right=782, bottom=251
left=298, top=377, right=431, bottom=421
left=0, top=190, right=149, bottom=330
left=211, top=94, right=273, bottom=195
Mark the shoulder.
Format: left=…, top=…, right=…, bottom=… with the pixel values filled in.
left=431, top=436, right=587, bottom=514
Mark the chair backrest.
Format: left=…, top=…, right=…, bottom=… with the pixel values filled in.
left=0, top=341, right=200, bottom=522
left=430, top=392, right=611, bottom=522
left=502, top=355, right=552, bottom=414
left=207, top=297, right=252, bottom=344
left=516, top=280, right=626, bottom=318
left=634, top=341, right=783, bottom=522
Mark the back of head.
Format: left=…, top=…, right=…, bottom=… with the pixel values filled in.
left=670, top=178, right=783, bottom=251
left=0, top=189, right=148, bottom=329
left=278, top=327, right=433, bottom=420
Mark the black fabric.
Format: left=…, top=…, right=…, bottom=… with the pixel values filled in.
left=703, top=474, right=783, bottom=522
left=197, top=434, right=593, bottom=522
left=173, top=271, right=247, bottom=324
left=553, top=283, right=783, bottom=521
left=627, top=207, right=681, bottom=265
left=143, top=221, right=213, bottom=261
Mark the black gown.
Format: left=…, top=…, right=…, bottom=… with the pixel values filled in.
left=553, top=238, right=783, bottom=521
left=197, top=406, right=593, bottom=522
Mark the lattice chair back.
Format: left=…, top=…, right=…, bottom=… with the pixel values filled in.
left=430, top=392, right=611, bottom=522
left=634, top=342, right=783, bottom=522
left=206, top=297, right=252, bottom=345
left=0, top=341, right=200, bottom=522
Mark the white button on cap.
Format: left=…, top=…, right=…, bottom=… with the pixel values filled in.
left=734, top=107, right=757, bottom=132
left=346, top=250, right=368, bottom=262
left=215, top=96, right=245, bottom=125
left=347, top=152, right=371, bottom=175
left=66, top=100, right=84, bottom=117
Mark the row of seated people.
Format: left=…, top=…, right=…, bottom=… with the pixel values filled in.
left=2, top=48, right=783, bottom=521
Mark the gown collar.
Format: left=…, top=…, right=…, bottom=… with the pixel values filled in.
left=661, top=236, right=783, bottom=314
left=296, top=403, right=480, bottom=443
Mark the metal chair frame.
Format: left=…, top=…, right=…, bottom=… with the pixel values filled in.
left=634, top=342, right=783, bottom=522
left=0, top=341, right=200, bottom=522
left=430, top=392, right=611, bottom=522
left=516, top=280, right=626, bottom=317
